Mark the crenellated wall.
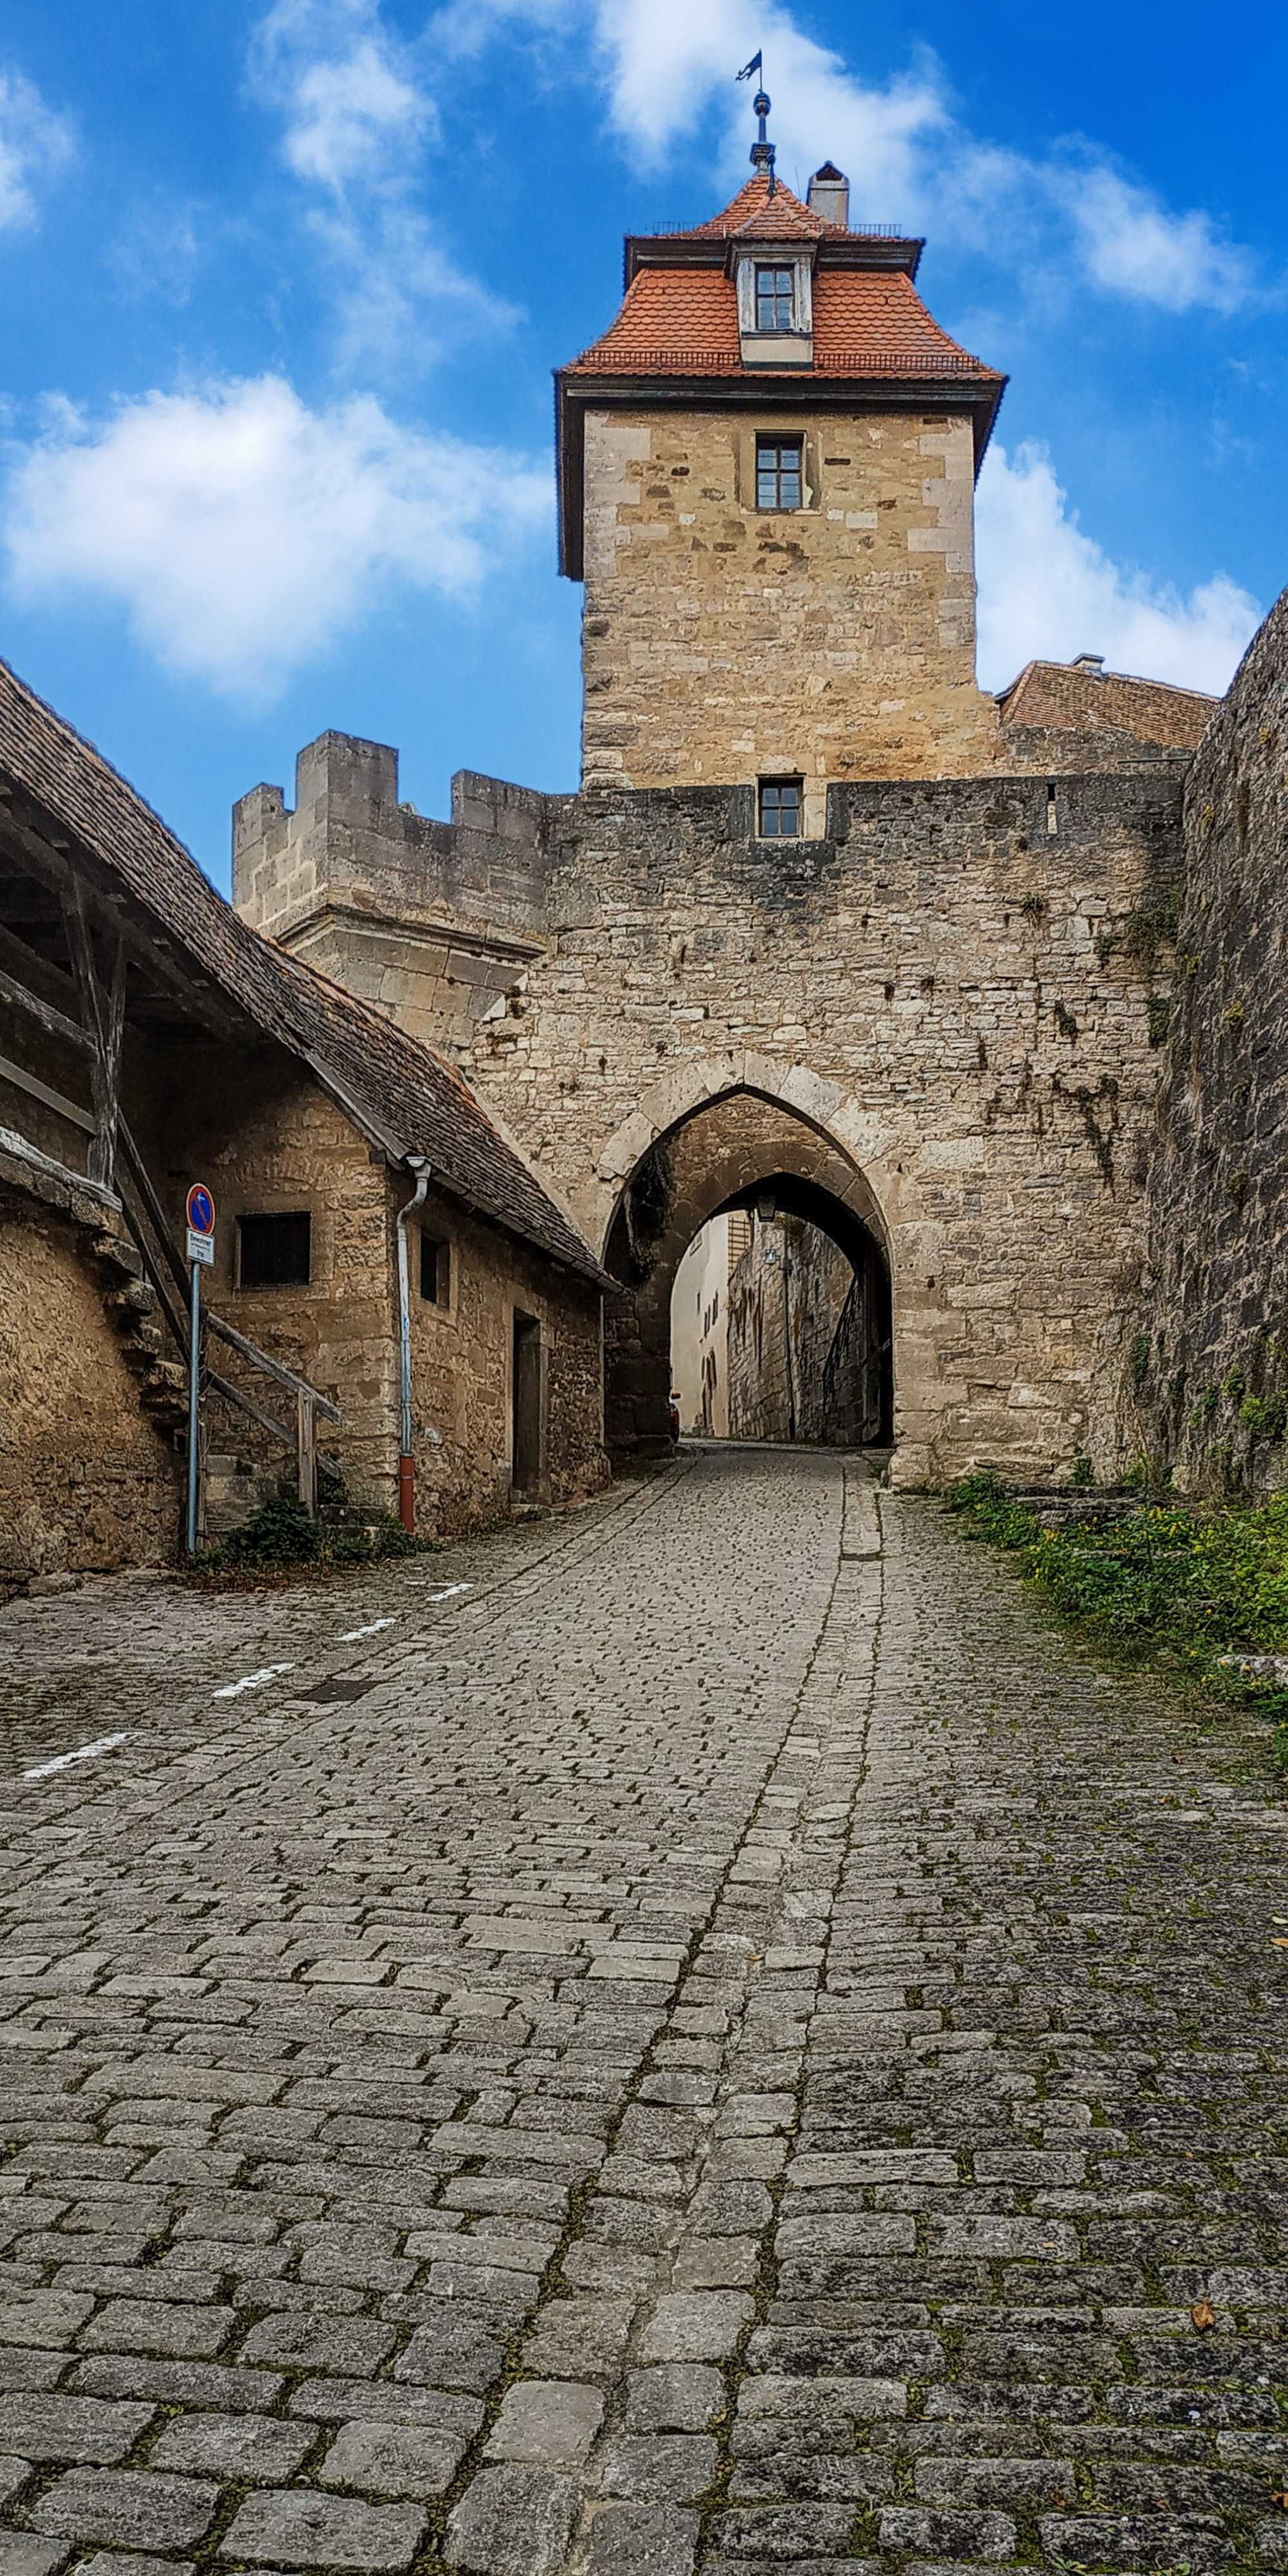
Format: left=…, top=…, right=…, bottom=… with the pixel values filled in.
left=231, top=723, right=1209, bottom=1484
left=233, top=735, right=563, bottom=1051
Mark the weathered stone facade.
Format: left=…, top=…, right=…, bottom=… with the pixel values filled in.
left=578, top=407, right=998, bottom=802
left=0, top=1179, right=180, bottom=1592
left=1137, top=594, right=1288, bottom=1493
left=725, top=1213, right=875, bottom=1446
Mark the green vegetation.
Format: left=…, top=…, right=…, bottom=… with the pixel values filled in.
left=196, top=1475, right=431, bottom=1580
left=945, top=1471, right=1288, bottom=1774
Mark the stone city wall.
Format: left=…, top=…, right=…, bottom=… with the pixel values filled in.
left=233, top=737, right=561, bottom=1053
left=231, top=734, right=1197, bottom=1485
left=462, top=768, right=1187, bottom=1482
left=1137, top=592, right=1288, bottom=1493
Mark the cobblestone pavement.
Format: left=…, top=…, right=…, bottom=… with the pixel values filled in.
left=1, top=1448, right=1287, bottom=2576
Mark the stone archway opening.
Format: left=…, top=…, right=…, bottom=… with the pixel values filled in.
left=603, top=1088, right=893, bottom=1455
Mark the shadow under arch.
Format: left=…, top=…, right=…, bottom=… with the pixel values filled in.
left=603, top=1084, right=893, bottom=1453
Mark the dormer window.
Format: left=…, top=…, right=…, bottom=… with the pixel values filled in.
left=755, top=265, right=795, bottom=332
left=735, top=246, right=813, bottom=368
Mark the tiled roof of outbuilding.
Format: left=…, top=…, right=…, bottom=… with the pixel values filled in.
left=998, top=659, right=1218, bottom=752
left=0, top=655, right=607, bottom=1285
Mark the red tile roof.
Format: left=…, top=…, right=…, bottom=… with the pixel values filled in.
left=565, top=263, right=1000, bottom=384
left=678, top=173, right=840, bottom=241
left=556, top=169, right=1007, bottom=576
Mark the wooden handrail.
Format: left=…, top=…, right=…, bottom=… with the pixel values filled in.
left=205, top=1312, right=341, bottom=1423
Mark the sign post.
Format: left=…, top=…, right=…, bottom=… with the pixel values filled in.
left=184, top=1186, right=216, bottom=1556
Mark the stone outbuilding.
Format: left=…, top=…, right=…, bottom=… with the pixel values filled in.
left=0, top=658, right=609, bottom=1593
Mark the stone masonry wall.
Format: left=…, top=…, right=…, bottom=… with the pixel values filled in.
left=580, top=406, right=999, bottom=803
left=233, top=738, right=558, bottom=1052
left=726, top=1216, right=855, bottom=1442
left=0, top=1188, right=180, bottom=1590
left=151, top=1048, right=606, bottom=1533
left=462, top=769, right=1186, bottom=1484
left=1138, top=592, right=1288, bottom=1494
left=408, top=1182, right=607, bottom=1532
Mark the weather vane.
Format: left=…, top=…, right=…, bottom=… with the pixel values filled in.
left=736, top=52, right=775, bottom=199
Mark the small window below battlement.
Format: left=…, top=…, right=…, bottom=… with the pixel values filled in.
left=759, top=777, right=802, bottom=838
left=238, top=1211, right=311, bottom=1288
left=756, top=437, right=802, bottom=511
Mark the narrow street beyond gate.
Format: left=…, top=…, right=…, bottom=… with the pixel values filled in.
left=0, top=1452, right=1285, bottom=2576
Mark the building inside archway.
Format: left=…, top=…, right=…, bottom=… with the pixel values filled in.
left=671, top=1203, right=889, bottom=1447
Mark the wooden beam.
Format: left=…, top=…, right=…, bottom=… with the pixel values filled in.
left=206, top=1368, right=294, bottom=1448
left=88, top=936, right=125, bottom=1189
left=117, top=1116, right=191, bottom=1302
left=205, top=1310, right=342, bottom=1422
left=0, top=957, right=93, bottom=1054
left=3, top=796, right=249, bottom=1042
left=0, top=1049, right=95, bottom=1135
left=297, top=1388, right=317, bottom=1515
left=115, top=1175, right=191, bottom=1360
left=0, top=1120, right=119, bottom=1208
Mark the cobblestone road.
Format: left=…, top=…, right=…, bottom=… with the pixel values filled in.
left=1, top=1450, right=1287, bottom=2576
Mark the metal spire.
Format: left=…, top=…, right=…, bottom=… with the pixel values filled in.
left=737, top=53, right=776, bottom=199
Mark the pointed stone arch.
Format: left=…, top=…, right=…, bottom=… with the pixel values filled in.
left=591, top=1050, right=899, bottom=1264
left=599, top=1072, right=895, bottom=1454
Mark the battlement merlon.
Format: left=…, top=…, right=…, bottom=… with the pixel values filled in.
left=232, top=731, right=564, bottom=944
left=231, top=731, right=568, bottom=1054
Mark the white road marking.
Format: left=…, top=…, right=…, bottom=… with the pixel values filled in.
left=213, top=1663, right=296, bottom=1700
left=25, top=1731, right=129, bottom=1781
left=424, top=1584, right=472, bottom=1602
left=337, top=1618, right=397, bottom=1642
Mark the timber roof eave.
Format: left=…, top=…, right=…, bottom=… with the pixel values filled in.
left=555, top=365, right=1007, bottom=580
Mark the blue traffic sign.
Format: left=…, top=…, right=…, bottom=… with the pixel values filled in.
left=186, top=1184, right=215, bottom=1236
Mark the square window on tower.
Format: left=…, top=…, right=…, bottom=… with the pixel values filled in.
left=755, top=264, right=795, bottom=331
left=759, top=778, right=802, bottom=838
left=756, top=437, right=802, bottom=511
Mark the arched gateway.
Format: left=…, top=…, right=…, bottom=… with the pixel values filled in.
left=601, top=1086, right=892, bottom=1454
left=233, top=124, right=1208, bottom=1490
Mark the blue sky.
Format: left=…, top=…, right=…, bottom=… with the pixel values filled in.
left=0, top=0, right=1283, bottom=892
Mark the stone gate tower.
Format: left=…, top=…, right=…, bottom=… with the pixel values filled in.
left=233, top=111, right=1222, bottom=1488
left=557, top=117, right=1007, bottom=815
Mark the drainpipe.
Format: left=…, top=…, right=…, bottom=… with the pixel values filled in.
left=395, top=1156, right=430, bottom=1531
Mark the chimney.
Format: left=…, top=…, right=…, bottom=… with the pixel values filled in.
left=807, top=162, right=849, bottom=229
left=1071, top=652, right=1105, bottom=676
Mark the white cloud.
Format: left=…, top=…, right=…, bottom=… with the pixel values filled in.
left=975, top=441, right=1260, bottom=697
left=250, top=0, right=512, bottom=367
left=0, top=66, right=73, bottom=232
left=1057, top=162, right=1251, bottom=315
left=251, top=0, right=432, bottom=191
left=444, top=0, right=1255, bottom=316
left=3, top=374, right=549, bottom=701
